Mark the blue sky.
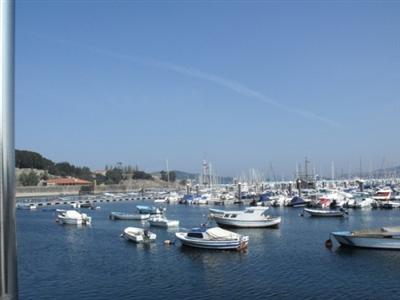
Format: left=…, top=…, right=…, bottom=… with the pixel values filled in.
left=16, top=1, right=400, bottom=177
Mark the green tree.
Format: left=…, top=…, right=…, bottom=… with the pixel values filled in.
left=19, top=170, right=39, bottom=186
left=105, top=168, right=123, bottom=184
left=132, top=171, right=153, bottom=180
left=160, top=170, right=176, bottom=182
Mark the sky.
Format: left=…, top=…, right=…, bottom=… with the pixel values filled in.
left=16, top=0, right=400, bottom=178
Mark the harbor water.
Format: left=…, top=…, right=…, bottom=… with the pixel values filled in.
left=17, top=201, right=400, bottom=299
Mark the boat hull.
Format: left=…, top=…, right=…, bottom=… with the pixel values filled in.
left=214, top=216, right=281, bottom=228
left=148, top=219, right=179, bottom=228
left=304, top=208, right=345, bottom=217
left=110, top=212, right=150, bottom=220
left=332, top=231, right=400, bottom=250
left=175, top=233, right=247, bottom=250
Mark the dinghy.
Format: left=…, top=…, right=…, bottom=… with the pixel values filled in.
left=122, top=227, right=156, bottom=243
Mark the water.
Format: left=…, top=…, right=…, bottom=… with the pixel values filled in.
left=17, top=201, right=400, bottom=299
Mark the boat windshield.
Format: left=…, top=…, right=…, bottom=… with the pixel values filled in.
left=187, top=232, right=203, bottom=238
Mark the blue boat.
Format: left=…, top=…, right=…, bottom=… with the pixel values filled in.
left=287, top=196, right=309, bottom=207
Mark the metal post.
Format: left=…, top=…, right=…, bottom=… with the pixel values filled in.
left=0, top=0, right=18, bottom=299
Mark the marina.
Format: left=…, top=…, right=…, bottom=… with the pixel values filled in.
left=16, top=190, right=400, bottom=299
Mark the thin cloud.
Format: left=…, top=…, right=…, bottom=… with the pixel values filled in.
left=25, top=32, right=340, bottom=128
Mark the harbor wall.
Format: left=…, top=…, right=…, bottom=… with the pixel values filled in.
left=16, top=180, right=175, bottom=198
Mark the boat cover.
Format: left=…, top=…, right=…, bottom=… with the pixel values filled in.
left=206, top=227, right=240, bottom=239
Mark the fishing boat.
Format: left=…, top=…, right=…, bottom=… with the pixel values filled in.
left=109, top=212, right=150, bottom=220
left=304, top=208, right=346, bottom=217
left=136, top=205, right=165, bottom=215
left=331, top=226, right=400, bottom=249
left=121, top=227, right=156, bottom=243
left=148, top=216, right=179, bottom=228
left=16, top=203, right=37, bottom=210
left=56, top=210, right=91, bottom=225
left=175, top=227, right=249, bottom=250
left=211, top=207, right=281, bottom=228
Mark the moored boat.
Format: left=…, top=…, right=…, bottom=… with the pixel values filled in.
left=56, top=210, right=91, bottom=225
left=304, top=208, right=346, bottom=217
left=175, top=227, right=248, bottom=250
left=16, top=203, right=37, bottom=210
left=109, top=212, right=150, bottom=220
left=211, top=207, right=281, bottom=228
left=148, top=216, right=179, bottom=228
left=122, top=227, right=156, bottom=243
left=136, top=205, right=165, bottom=215
left=331, top=226, right=400, bottom=250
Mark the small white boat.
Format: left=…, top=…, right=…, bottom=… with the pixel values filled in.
left=16, top=203, right=37, bottom=210
left=148, top=216, right=179, bottom=228
left=57, top=210, right=91, bottom=225
left=304, top=208, right=346, bottom=217
left=212, top=207, right=281, bottom=228
left=175, top=227, right=248, bottom=250
left=122, top=227, right=156, bottom=243
left=109, top=212, right=150, bottom=220
left=332, top=226, right=400, bottom=250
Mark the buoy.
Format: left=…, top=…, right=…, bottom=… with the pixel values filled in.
left=164, top=240, right=172, bottom=245
left=325, top=238, right=333, bottom=249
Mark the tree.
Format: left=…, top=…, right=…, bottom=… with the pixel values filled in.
left=132, top=171, right=153, bottom=180
left=179, top=179, right=187, bottom=186
left=40, top=171, right=49, bottom=181
left=19, top=170, right=39, bottom=186
left=105, top=168, right=123, bottom=184
left=160, top=170, right=176, bottom=182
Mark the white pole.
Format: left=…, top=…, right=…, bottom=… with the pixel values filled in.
left=0, top=0, right=18, bottom=298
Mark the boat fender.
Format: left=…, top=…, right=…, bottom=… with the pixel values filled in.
left=325, top=236, right=333, bottom=249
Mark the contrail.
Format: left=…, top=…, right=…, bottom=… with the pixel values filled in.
left=25, top=32, right=340, bottom=127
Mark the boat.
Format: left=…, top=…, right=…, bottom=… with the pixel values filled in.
left=304, top=208, right=346, bottom=217
left=16, top=203, right=37, bottom=210
left=121, top=227, right=156, bottom=243
left=286, top=196, right=310, bottom=207
left=175, top=227, right=249, bottom=250
left=109, top=212, right=150, bottom=220
left=331, top=226, right=400, bottom=249
left=136, top=205, right=165, bottom=215
left=372, top=188, right=393, bottom=201
left=148, top=216, right=179, bottom=228
left=56, top=210, right=91, bottom=225
left=211, top=207, right=281, bottom=228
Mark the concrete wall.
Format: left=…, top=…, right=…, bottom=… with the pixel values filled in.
left=16, top=180, right=179, bottom=198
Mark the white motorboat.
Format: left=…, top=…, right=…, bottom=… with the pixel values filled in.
left=175, top=227, right=249, bottom=250
left=109, top=212, right=150, bottom=220
left=332, top=226, right=400, bottom=249
left=148, top=216, right=179, bottom=228
left=212, top=207, right=281, bottom=228
left=57, top=210, right=91, bottom=225
left=304, top=208, right=346, bottom=217
left=16, top=203, right=37, bottom=210
left=122, top=227, right=156, bottom=243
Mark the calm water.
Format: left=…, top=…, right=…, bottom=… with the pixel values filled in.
left=17, top=201, right=400, bottom=299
